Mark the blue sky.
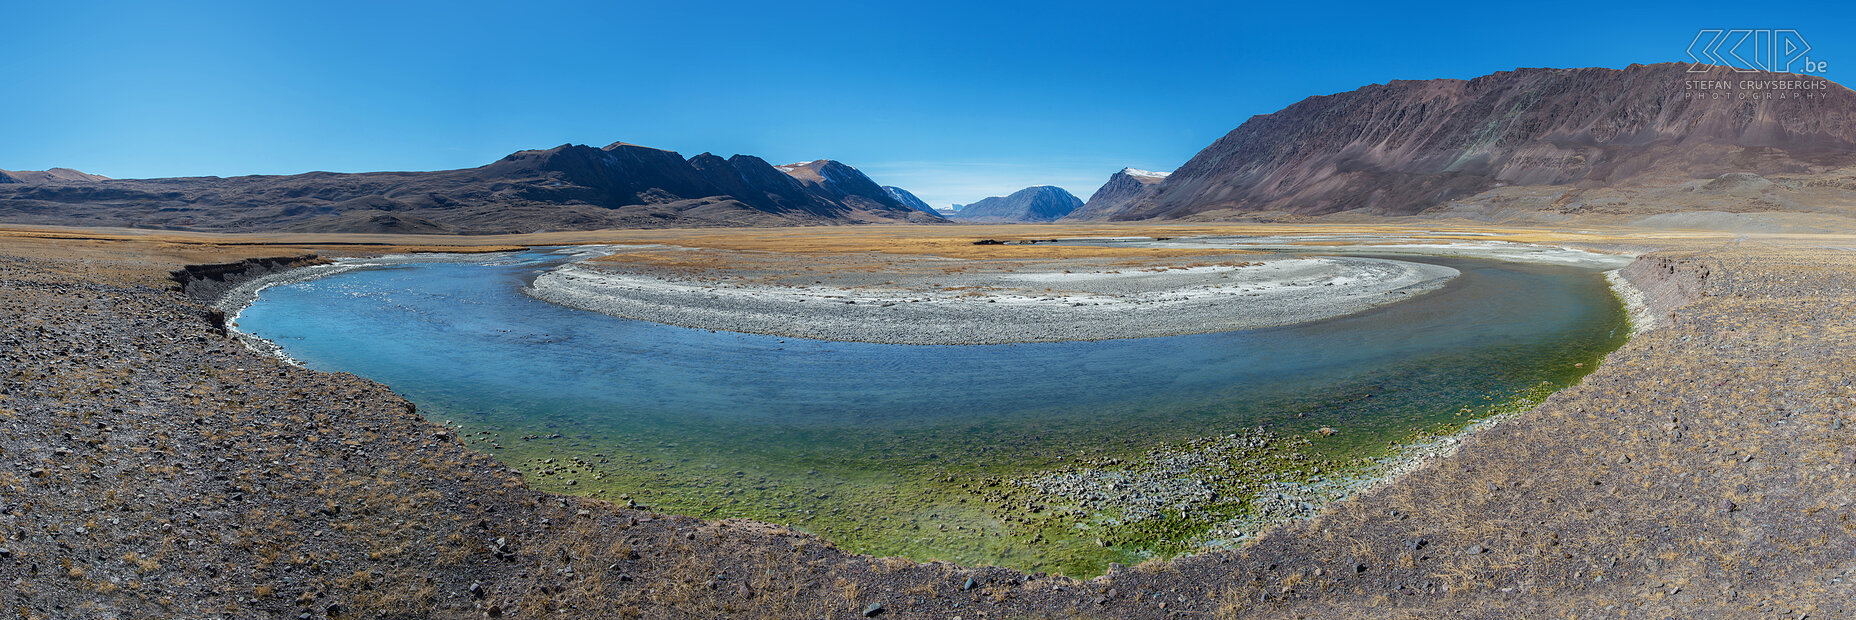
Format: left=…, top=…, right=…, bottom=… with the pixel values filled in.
left=2, top=1, right=1850, bottom=208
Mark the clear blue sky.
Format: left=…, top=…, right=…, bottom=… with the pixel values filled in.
left=2, top=1, right=1849, bottom=208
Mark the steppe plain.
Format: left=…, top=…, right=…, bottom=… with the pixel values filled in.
left=3, top=221, right=1855, bottom=619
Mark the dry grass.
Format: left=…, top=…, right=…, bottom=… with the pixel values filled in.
left=0, top=220, right=1744, bottom=264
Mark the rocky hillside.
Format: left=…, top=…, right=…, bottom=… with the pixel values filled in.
left=882, top=185, right=940, bottom=214
left=0, top=143, right=936, bottom=233
left=1064, top=167, right=1170, bottom=221
left=772, top=160, right=942, bottom=222
left=1099, top=63, right=1856, bottom=220
left=947, top=185, right=1083, bottom=222
left=0, top=168, right=110, bottom=184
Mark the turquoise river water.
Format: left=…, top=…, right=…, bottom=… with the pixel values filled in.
left=234, top=248, right=1627, bottom=575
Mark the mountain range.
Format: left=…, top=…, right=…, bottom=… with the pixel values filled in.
left=0, top=142, right=941, bottom=233
left=946, top=186, right=1083, bottom=222
left=8, top=63, right=1856, bottom=232
left=1072, top=63, right=1856, bottom=221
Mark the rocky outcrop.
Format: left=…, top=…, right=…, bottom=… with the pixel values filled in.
left=948, top=186, right=1083, bottom=222
left=1111, top=63, right=1856, bottom=220
left=1064, top=168, right=1170, bottom=221
left=0, top=142, right=927, bottom=233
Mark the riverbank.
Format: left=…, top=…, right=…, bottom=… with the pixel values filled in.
left=227, top=245, right=1620, bottom=577
left=6, top=224, right=1856, bottom=618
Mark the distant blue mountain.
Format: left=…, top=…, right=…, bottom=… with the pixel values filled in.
left=946, top=186, right=1083, bottom=223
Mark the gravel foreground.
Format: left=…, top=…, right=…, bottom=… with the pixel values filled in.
left=527, top=255, right=1457, bottom=345
left=5, top=233, right=1856, bottom=618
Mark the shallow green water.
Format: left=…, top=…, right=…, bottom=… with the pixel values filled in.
left=235, top=249, right=1626, bottom=575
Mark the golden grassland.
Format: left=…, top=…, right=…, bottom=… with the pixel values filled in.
left=0, top=221, right=1745, bottom=292
left=0, top=221, right=1749, bottom=273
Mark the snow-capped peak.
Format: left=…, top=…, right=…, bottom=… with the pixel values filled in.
left=1122, top=167, right=1171, bottom=179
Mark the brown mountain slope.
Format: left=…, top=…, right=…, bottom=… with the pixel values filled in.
left=1063, top=167, right=1170, bottom=221
left=1100, top=63, right=1856, bottom=220
left=0, top=167, right=110, bottom=184
left=0, top=143, right=938, bottom=233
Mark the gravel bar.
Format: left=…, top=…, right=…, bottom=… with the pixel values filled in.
left=526, top=255, right=1458, bottom=344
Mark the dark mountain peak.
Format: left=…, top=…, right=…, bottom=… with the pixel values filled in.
left=772, top=159, right=940, bottom=220
left=949, top=185, right=1083, bottom=223
left=1111, top=62, right=1856, bottom=220
left=882, top=186, right=938, bottom=214
left=599, top=142, right=688, bottom=167
left=1064, top=168, right=1172, bottom=221
left=490, top=143, right=600, bottom=167
left=689, top=152, right=812, bottom=213
left=1012, top=186, right=1078, bottom=201
left=815, top=159, right=863, bottom=176
left=686, top=152, right=729, bottom=167
left=602, top=141, right=678, bottom=154
left=1117, top=168, right=1170, bottom=181
left=779, top=160, right=889, bottom=190
left=726, top=153, right=775, bottom=167
left=494, top=143, right=604, bottom=172
left=774, top=160, right=834, bottom=182
left=780, top=160, right=880, bottom=195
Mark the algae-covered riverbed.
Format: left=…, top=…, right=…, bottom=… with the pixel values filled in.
left=233, top=248, right=1626, bottom=576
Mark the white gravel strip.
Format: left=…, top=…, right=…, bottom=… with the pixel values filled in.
left=1060, top=236, right=1634, bottom=268
left=526, top=256, right=1458, bottom=345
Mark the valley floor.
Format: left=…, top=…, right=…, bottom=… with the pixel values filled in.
left=1, top=223, right=1853, bottom=618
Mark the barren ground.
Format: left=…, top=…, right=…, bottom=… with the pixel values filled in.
left=3, top=223, right=1855, bottom=618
